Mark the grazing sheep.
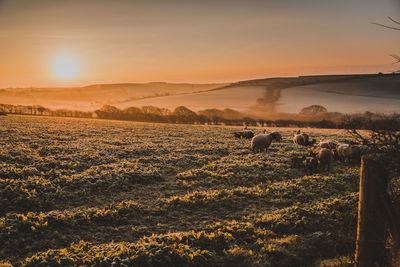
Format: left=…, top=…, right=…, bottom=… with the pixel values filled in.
left=318, top=139, right=337, bottom=149
left=243, top=129, right=255, bottom=139
left=317, top=148, right=333, bottom=171
left=293, top=130, right=316, bottom=146
left=336, top=144, right=361, bottom=164
left=336, top=144, right=349, bottom=162
left=269, top=131, right=283, bottom=141
left=348, top=145, right=361, bottom=164
left=251, top=131, right=282, bottom=153
left=293, top=130, right=308, bottom=146
left=303, top=156, right=319, bottom=174
left=233, top=127, right=254, bottom=139
left=310, top=147, right=333, bottom=171
left=291, top=156, right=306, bottom=168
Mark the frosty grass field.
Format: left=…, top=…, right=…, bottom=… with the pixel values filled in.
left=0, top=115, right=360, bottom=266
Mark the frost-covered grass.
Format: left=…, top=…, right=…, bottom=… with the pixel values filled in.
left=0, top=115, right=359, bottom=266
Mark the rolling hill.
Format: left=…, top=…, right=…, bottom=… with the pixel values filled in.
left=1, top=73, right=399, bottom=114
left=115, top=74, right=400, bottom=114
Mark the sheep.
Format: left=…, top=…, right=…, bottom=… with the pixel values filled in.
left=269, top=131, right=283, bottom=140
left=318, top=139, right=337, bottom=149
left=303, top=156, right=319, bottom=174
left=310, top=147, right=333, bottom=171
left=290, top=155, right=318, bottom=174
left=336, top=144, right=349, bottom=162
left=336, top=144, right=361, bottom=164
left=293, top=130, right=316, bottom=146
left=233, top=127, right=254, bottom=139
left=251, top=131, right=282, bottom=153
left=291, top=155, right=306, bottom=168
left=317, top=148, right=333, bottom=171
left=293, top=130, right=308, bottom=146
left=243, top=129, right=255, bottom=139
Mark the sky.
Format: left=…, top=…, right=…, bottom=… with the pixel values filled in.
left=0, top=0, right=399, bottom=87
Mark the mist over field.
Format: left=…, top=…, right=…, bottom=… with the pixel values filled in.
left=0, top=82, right=227, bottom=111
left=1, top=74, right=399, bottom=116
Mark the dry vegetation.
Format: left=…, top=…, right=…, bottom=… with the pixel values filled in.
left=0, top=115, right=363, bottom=266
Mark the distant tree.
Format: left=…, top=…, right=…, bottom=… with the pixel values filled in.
left=100, top=105, right=120, bottom=113
left=141, top=105, right=170, bottom=116
left=94, top=105, right=121, bottom=119
left=37, top=106, right=46, bottom=115
left=32, top=105, right=46, bottom=115
left=26, top=106, right=33, bottom=114
left=52, top=109, right=69, bottom=117
left=299, top=105, right=328, bottom=116
left=122, top=107, right=143, bottom=121
left=172, top=106, right=199, bottom=123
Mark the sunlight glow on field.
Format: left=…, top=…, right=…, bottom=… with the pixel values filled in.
left=50, top=53, right=80, bottom=80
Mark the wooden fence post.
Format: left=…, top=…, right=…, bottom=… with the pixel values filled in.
left=355, top=155, right=387, bottom=266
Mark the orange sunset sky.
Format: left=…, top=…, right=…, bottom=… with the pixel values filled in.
left=0, top=0, right=399, bottom=88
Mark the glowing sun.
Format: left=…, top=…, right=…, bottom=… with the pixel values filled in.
left=51, top=53, right=80, bottom=80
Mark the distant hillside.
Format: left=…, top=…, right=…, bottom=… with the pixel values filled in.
left=277, top=76, right=400, bottom=113
left=0, top=82, right=227, bottom=111
left=1, top=73, right=399, bottom=114
left=115, top=74, right=400, bottom=114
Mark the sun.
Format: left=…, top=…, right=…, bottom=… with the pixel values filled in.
left=51, top=53, right=80, bottom=80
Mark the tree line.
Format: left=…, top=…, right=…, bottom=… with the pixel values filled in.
left=0, top=103, right=398, bottom=129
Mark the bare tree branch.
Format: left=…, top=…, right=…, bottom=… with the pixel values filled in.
left=388, top=16, right=400, bottom=25
left=372, top=17, right=400, bottom=30
left=372, top=22, right=400, bottom=30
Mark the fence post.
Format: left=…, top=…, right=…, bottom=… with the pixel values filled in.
left=355, top=155, right=387, bottom=266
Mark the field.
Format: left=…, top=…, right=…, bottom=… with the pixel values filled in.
left=0, top=115, right=361, bottom=266
left=114, top=75, right=400, bottom=113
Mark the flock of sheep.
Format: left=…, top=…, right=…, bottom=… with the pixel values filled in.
left=233, top=127, right=371, bottom=173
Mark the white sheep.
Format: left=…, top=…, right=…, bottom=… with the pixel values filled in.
left=293, top=130, right=309, bottom=146
left=233, top=126, right=255, bottom=139
left=251, top=131, right=282, bottom=153
left=293, top=130, right=316, bottom=146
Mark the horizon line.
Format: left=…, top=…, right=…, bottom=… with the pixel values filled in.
left=1, top=72, right=397, bottom=90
